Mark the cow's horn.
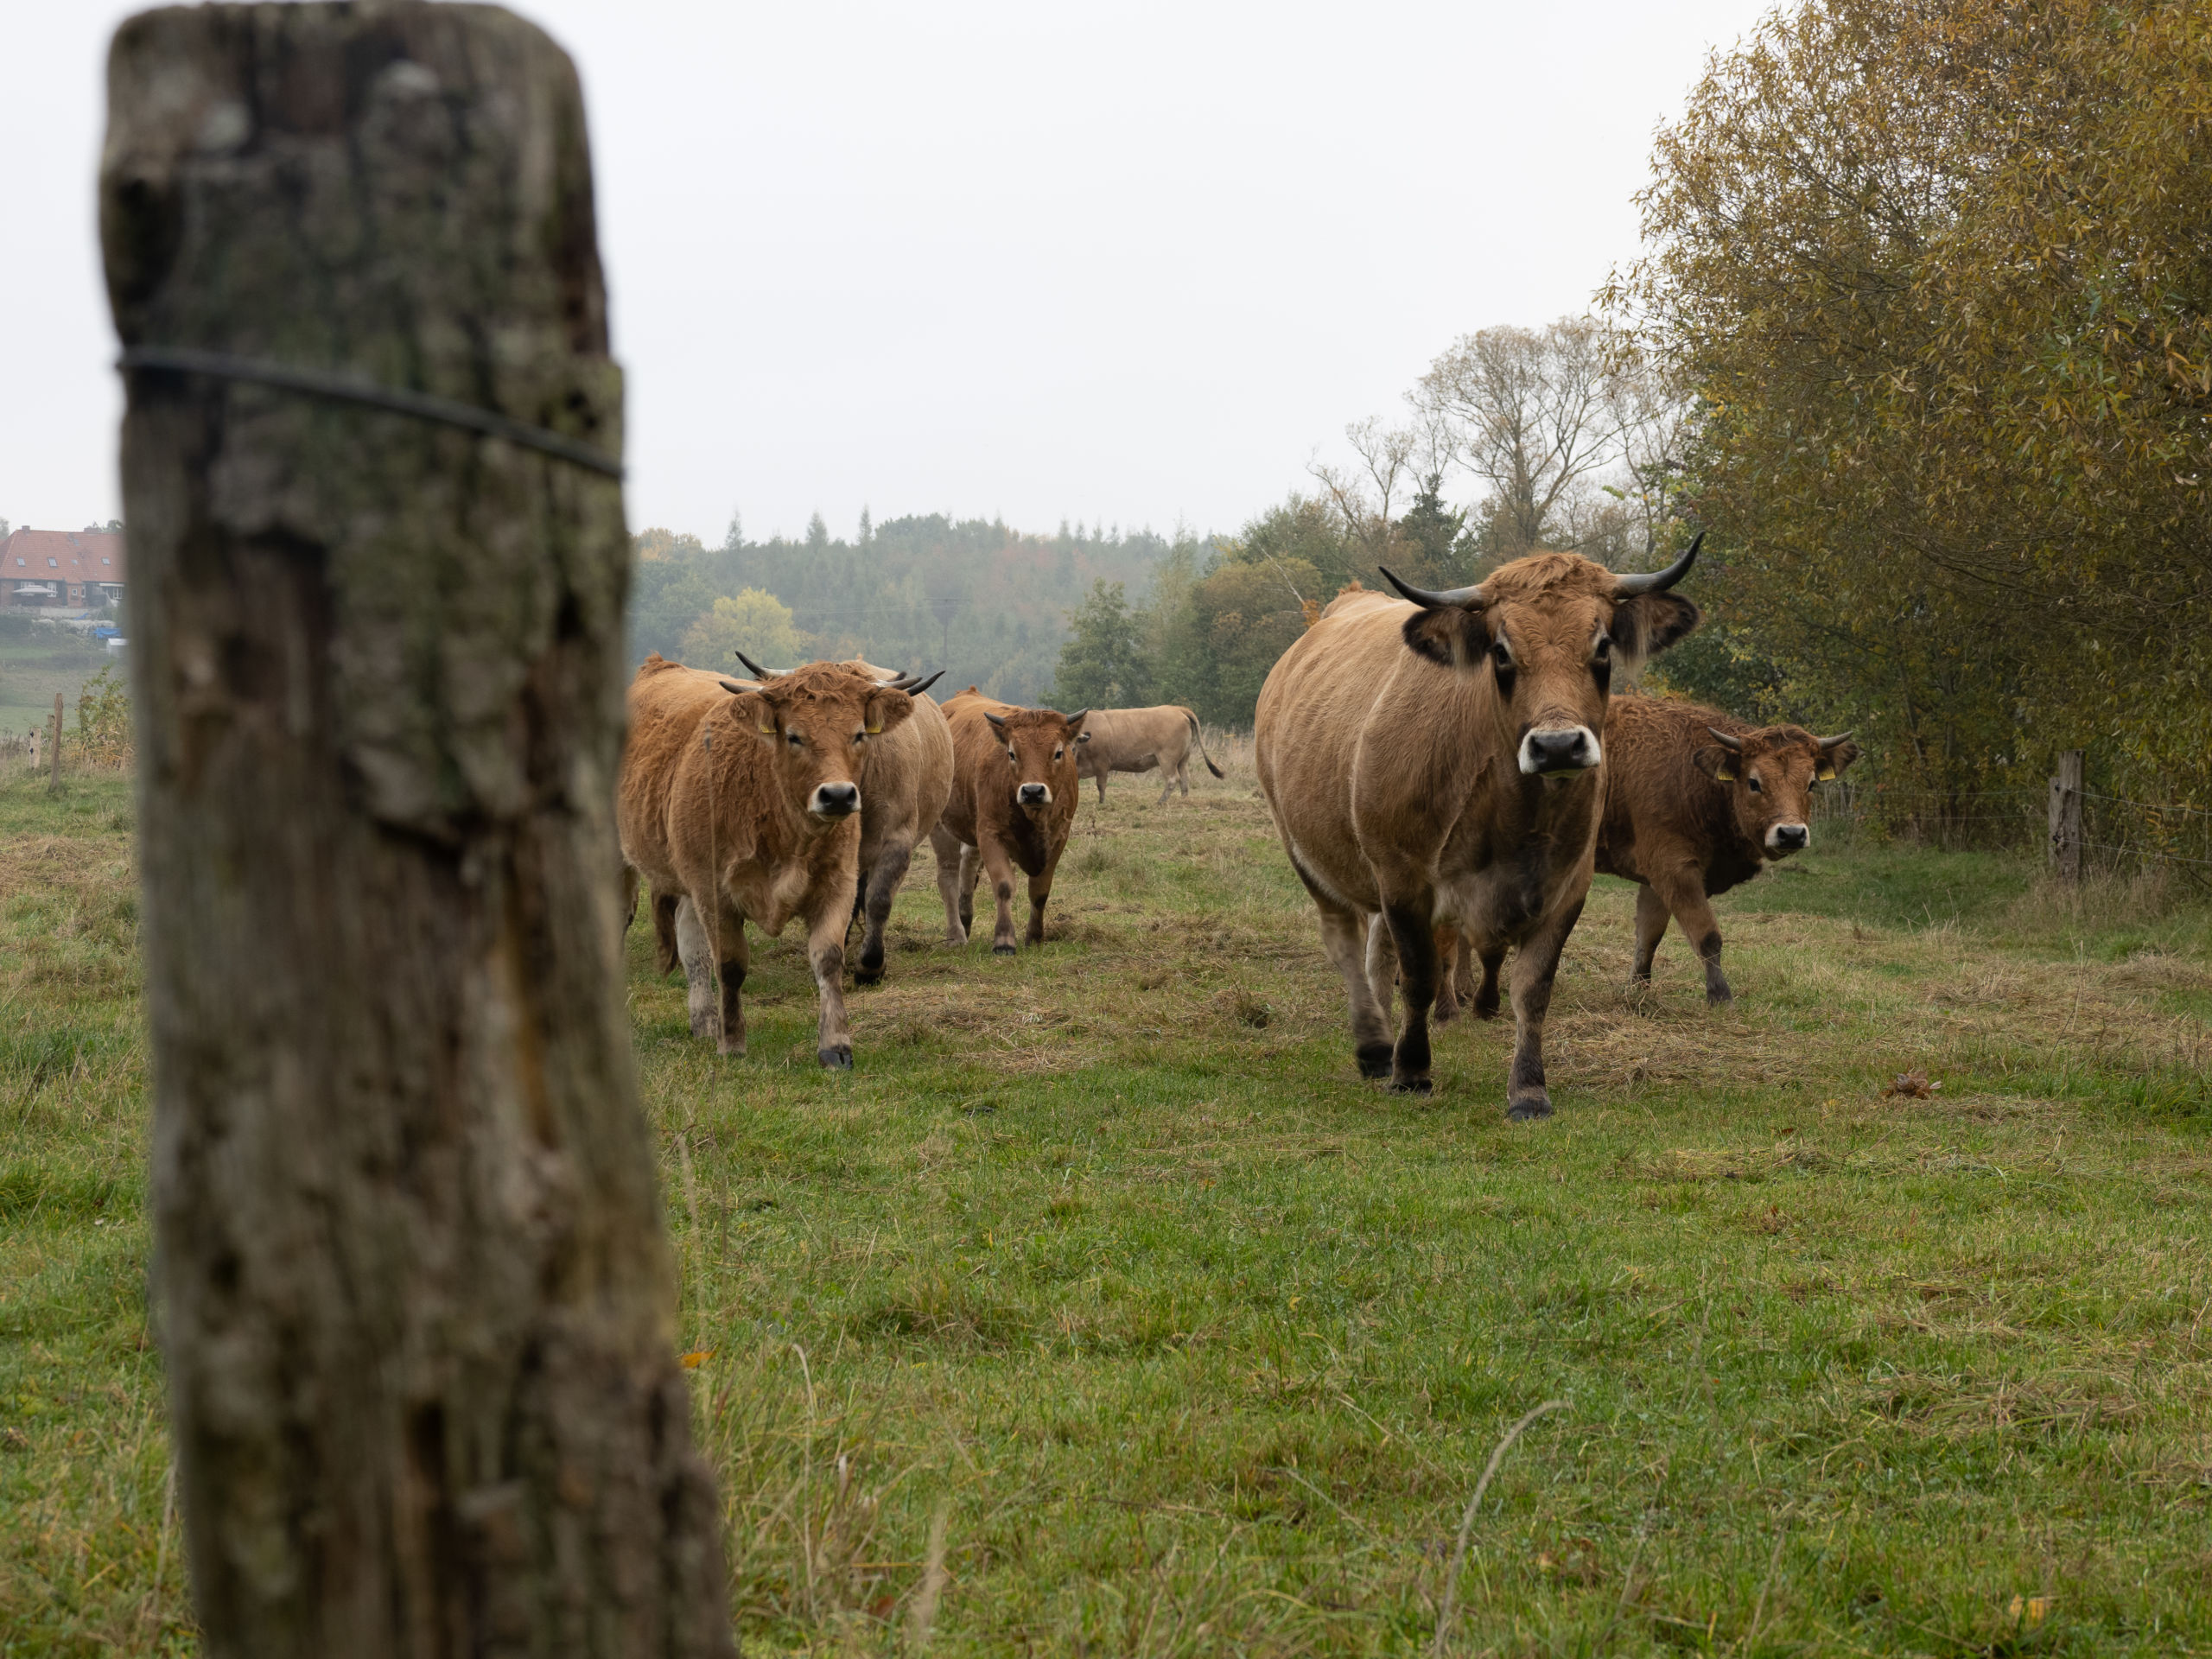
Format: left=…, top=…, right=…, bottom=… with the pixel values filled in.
left=984, top=711, right=1008, bottom=730
left=733, top=648, right=784, bottom=678
left=1064, top=709, right=1089, bottom=729
left=1817, top=729, right=1855, bottom=749
left=1378, top=566, right=1482, bottom=609
left=1612, top=531, right=1702, bottom=596
left=1707, top=726, right=1745, bottom=753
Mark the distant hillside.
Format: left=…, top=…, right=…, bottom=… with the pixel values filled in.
left=628, top=514, right=1175, bottom=706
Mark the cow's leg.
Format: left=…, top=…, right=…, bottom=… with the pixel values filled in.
left=807, top=891, right=855, bottom=1069
left=1024, top=857, right=1058, bottom=947
left=1631, top=881, right=1670, bottom=982
left=855, top=841, right=912, bottom=986
left=1472, top=943, right=1506, bottom=1020
left=1310, top=900, right=1393, bottom=1078
left=930, top=823, right=969, bottom=944
left=1651, top=865, right=1731, bottom=1004
left=621, top=865, right=640, bottom=935
left=707, top=899, right=750, bottom=1057
left=1504, top=896, right=1585, bottom=1120
left=672, top=897, right=722, bottom=1043
left=1095, top=772, right=1107, bottom=804
left=1363, top=912, right=1398, bottom=1028
left=1382, top=901, right=1441, bottom=1094
left=980, top=842, right=1022, bottom=955
left=958, top=846, right=983, bottom=938
left=651, top=886, right=683, bottom=976
left=1156, top=765, right=1176, bottom=806
left=1432, top=925, right=1465, bottom=1024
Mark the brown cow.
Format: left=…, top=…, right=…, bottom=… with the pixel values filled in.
left=1076, top=704, right=1224, bottom=803
left=618, top=655, right=917, bottom=1066
left=735, top=652, right=953, bottom=985
left=931, top=691, right=1089, bottom=953
left=1596, top=696, right=1859, bottom=1003
left=1255, top=539, right=1704, bottom=1114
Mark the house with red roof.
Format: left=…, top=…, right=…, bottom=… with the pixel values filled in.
left=2, top=528, right=126, bottom=613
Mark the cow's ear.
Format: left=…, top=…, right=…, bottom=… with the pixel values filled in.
left=1077, top=729, right=1091, bottom=743
left=1611, top=594, right=1700, bottom=667
left=1693, top=744, right=1737, bottom=782
left=1401, top=603, right=1490, bottom=668
left=862, top=688, right=914, bottom=737
left=725, top=688, right=776, bottom=738
left=1815, top=736, right=1860, bottom=781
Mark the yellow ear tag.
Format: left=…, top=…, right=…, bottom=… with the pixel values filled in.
left=1815, top=762, right=1837, bottom=781
left=1715, top=760, right=1738, bottom=782
left=756, top=716, right=775, bottom=736
left=864, top=718, right=882, bottom=734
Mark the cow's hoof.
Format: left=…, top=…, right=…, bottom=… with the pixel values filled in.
left=1707, top=988, right=1735, bottom=1008
left=1473, top=1001, right=1501, bottom=1021
left=1507, top=1096, right=1554, bottom=1122
left=690, top=1012, right=719, bottom=1040
left=817, top=1045, right=853, bottom=1070
left=854, top=961, right=885, bottom=987
left=1389, top=1076, right=1433, bottom=1096
left=991, top=943, right=1018, bottom=957
left=718, top=1039, right=747, bottom=1059
left=1355, top=1043, right=1394, bottom=1079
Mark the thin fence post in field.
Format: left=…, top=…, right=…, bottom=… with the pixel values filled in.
left=2049, top=748, right=2084, bottom=883
left=101, top=5, right=731, bottom=1654
left=49, top=690, right=63, bottom=791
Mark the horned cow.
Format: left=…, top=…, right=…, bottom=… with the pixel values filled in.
left=736, top=652, right=953, bottom=986
left=617, top=655, right=918, bottom=1067
left=1075, top=704, right=1224, bottom=804
left=1596, top=697, right=1859, bottom=1003
left=1255, top=539, right=1704, bottom=1115
left=931, top=691, right=1089, bottom=954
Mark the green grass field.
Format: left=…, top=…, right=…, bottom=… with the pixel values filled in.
left=5, top=749, right=2211, bottom=1656
left=0, top=623, right=114, bottom=748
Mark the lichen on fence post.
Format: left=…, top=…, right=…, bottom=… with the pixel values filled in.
left=101, top=4, right=732, bottom=1653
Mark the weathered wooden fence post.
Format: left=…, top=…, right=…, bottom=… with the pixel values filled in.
left=48, top=690, right=62, bottom=791
left=2049, top=748, right=2084, bottom=883
left=101, top=6, right=731, bottom=1654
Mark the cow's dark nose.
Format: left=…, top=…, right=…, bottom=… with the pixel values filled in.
left=1017, top=782, right=1050, bottom=807
left=1772, top=823, right=1809, bottom=851
left=1520, top=726, right=1598, bottom=775
left=812, top=782, right=860, bottom=817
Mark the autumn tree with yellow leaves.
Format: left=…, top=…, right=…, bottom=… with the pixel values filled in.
left=1613, top=0, right=2212, bottom=811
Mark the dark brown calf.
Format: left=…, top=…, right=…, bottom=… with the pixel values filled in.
left=1595, top=696, right=1859, bottom=1003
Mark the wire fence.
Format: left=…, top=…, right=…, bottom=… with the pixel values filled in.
left=1813, top=776, right=2212, bottom=885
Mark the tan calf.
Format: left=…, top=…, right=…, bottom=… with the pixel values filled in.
left=1596, top=696, right=1859, bottom=1003
left=1075, top=704, right=1224, bottom=804
left=618, top=655, right=915, bottom=1066
left=931, top=691, right=1089, bottom=953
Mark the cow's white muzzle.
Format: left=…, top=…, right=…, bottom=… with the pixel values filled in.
left=1765, top=822, right=1810, bottom=855
left=1518, top=726, right=1600, bottom=776
left=1016, top=782, right=1052, bottom=808
left=810, top=783, right=861, bottom=818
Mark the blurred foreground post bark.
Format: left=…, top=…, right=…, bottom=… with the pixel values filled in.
left=101, top=6, right=731, bottom=1655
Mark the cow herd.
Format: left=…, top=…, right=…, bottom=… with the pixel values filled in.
left=616, top=542, right=1858, bottom=1117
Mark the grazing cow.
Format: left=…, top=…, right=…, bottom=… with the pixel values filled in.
left=1255, top=540, right=1704, bottom=1115
left=735, top=652, right=953, bottom=985
left=931, top=691, right=1089, bottom=953
left=1075, top=704, right=1224, bottom=804
left=618, top=655, right=918, bottom=1066
left=1596, top=697, right=1859, bottom=1003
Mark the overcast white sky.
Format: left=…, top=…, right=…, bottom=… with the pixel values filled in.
left=1, top=0, right=1771, bottom=545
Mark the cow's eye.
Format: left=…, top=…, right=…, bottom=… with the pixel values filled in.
left=1747, top=776, right=1763, bottom=793
left=786, top=731, right=802, bottom=748
left=1007, top=748, right=1017, bottom=763
left=1053, top=747, right=1064, bottom=761
left=1592, top=636, right=1611, bottom=659
left=853, top=730, right=866, bottom=744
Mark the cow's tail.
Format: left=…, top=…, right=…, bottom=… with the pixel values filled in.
left=1186, top=708, right=1225, bottom=778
